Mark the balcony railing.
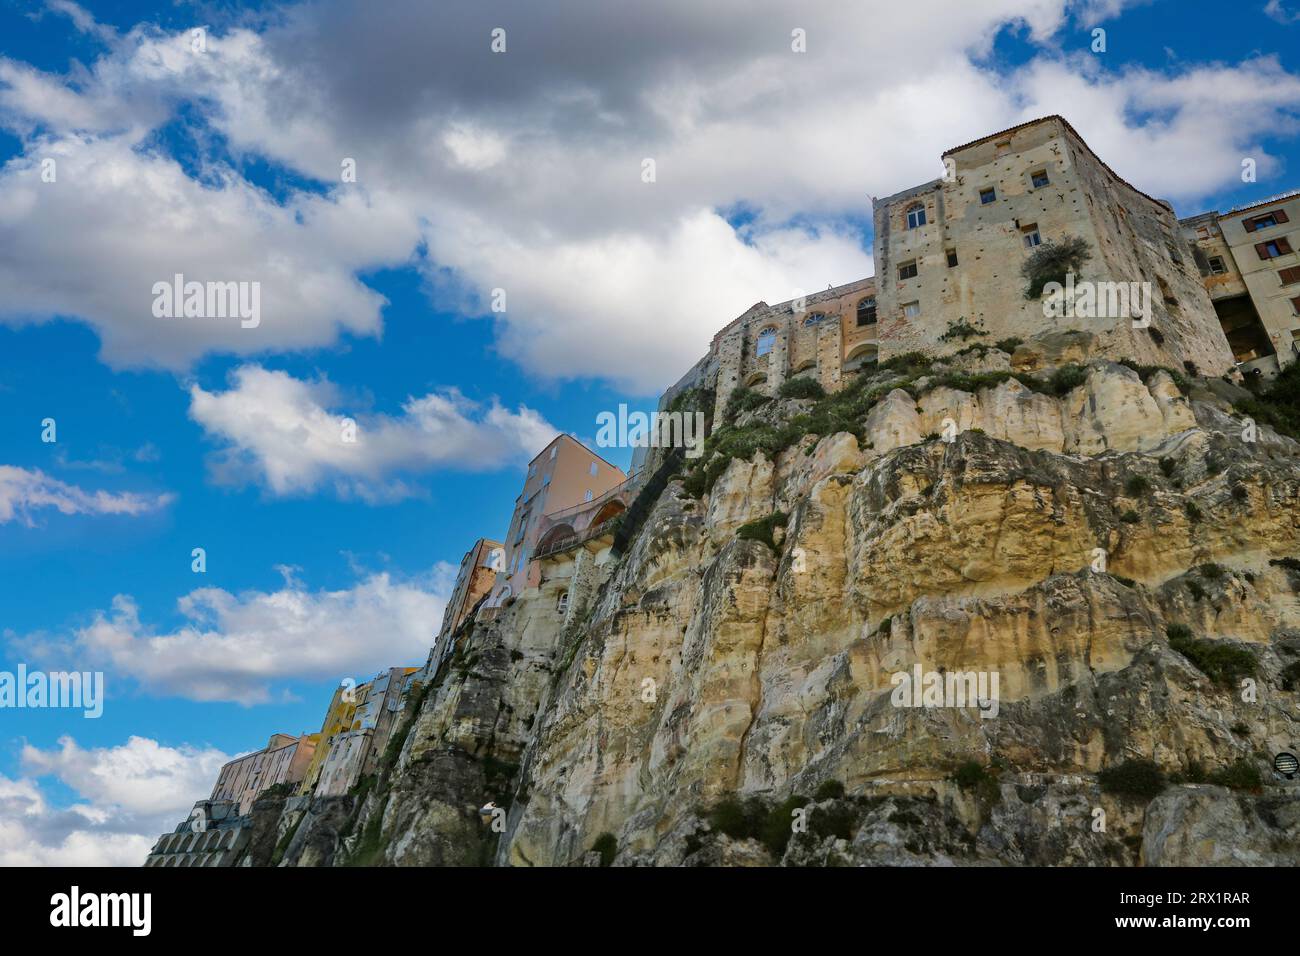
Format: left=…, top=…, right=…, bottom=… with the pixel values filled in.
left=533, top=515, right=624, bottom=560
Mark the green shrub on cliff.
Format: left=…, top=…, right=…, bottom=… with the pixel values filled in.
left=1098, top=759, right=1166, bottom=800
left=736, top=511, right=788, bottom=551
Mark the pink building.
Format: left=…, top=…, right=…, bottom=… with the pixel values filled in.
left=489, top=435, right=626, bottom=606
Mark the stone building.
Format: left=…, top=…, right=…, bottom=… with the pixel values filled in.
left=1180, top=192, right=1300, bottom=377
left=706, top=115, right=1242, bottom=420
left=311, top=666, right=422, bottom=798
left=709, top=278, right=877, bottom=423
left=435, top=537, right=504, bottom=649
left=209, top=732, right=318, bottom=815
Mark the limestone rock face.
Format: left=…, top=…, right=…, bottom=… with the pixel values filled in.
left=294, top=358, right=1300, bottom=868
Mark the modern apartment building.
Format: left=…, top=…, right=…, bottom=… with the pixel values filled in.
left=1181, top=193, right=1300, bottom=376
left=489, top=435, right=626, bottom=605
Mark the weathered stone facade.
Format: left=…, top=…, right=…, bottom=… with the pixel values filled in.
left=707, top=116, right=1243, bottom=420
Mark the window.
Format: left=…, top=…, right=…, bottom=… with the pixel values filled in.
left=1022, top=224, right=1042, bottom=248
left=1257, top=238, right=1294, bottom=259
left=542, top=473, right=551, bottom=486
left=584, top=490, right=593, bottom=502
left=755, top=326, right=778, bottom=356
left=1292, top=295, right=1300, bottom=314
left=557, top=592, right=569, bottom=614
left=1208, top=256, right=1227, bottom=275
left=514, top=513, right=529, bottom=543
left=1244, top=209, right=1288, bottom=232
left=946, top=249, right=958, bottom=267
left=1031, top=169, right=1049, bottom=188
left=1279, top=266, right=1300, bottom=285
left=903, top=301, right=921, bottom=318
left=527, top=463, right=535, bottom=478
left=549, top=447, right=557, bottom=460
left=906, top=203, right=926, bottom=229
left=898, top=260, right=917, bottom=280
left=589, top=461, right=598, bottom=476
left=804, top=311, right=827, bottom=327
left=856, top=296, right=877, bottom=326
left=979, top=187, right=996, bottom=205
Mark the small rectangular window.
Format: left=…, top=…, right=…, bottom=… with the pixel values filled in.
left=979, top=187, right=996, bottom=205
left=946, top=249, right=958, bottom=267
left=903, top=301, right=921, bottom=318
left=1279, top=266, right=1300, bottom=285
left=1208, top=256, right=1227, bottom=275
left=589, top=461, right=598, bottom=476
left=1031, top=169, right=1049, bottom=188
left=1258, top=238, right=1294, bottom=259
left=1244, top=211, right=1286, bottom=232
left=898, top=260, right=917, bottom=280
left=1022, top=224, right=1042, bottom=249
left=1292, top=295, right=1300, bottom=314
left=584, top=490, right=593, bottom=502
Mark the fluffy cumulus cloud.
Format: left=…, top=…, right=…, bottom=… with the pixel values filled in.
left=1, top=1, right=1298, bottom=392
left=0, top=464, right=173, bottom=525
left=188, top=364, right=557, bottom=498
left=28, top=565, right=453, bottom=704
left=0, top=736, right=228, bottom=866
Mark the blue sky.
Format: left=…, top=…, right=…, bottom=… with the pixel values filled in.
left=0, top=0, right=1298, bottom=864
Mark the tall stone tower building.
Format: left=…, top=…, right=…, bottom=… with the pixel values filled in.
left=871, top=115, right=1235, bottom=377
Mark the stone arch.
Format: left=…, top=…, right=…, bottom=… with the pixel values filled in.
left=844, top=342, right=878, bottom=373
left=536, top=523, right=576, bottom=553
left=591, top=500, right=626, bottom=527
left=742, top=371, right=767, bottom=388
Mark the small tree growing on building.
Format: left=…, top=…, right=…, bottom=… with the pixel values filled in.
left=1021, top=235, right=1092, bottom=300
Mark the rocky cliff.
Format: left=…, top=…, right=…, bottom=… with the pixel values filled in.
left=276, top=341, right=1300, bottom=867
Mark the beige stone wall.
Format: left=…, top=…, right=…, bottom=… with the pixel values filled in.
left=872, top=116, right=1234, bottom=376
left=711, top=278, right=875, bottom=418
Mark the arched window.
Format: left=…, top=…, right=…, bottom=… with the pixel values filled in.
left=906, top=203, right=926, bottom=229
left=755, top=326, right=778, bottom=356
left=856, top=297, right=877, bottom=326
left=803, top=312, right=827, bottom=327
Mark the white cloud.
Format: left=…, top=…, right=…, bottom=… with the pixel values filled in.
left=1265, top=0, right=1300, bottom=25
left=0, top=736, right=228, bottom=866
left=0, top=465, right=173, bottom=525
left=32, top=565, right=453, bottom=704
left=188, top=364, right=557, bottom=498
left=0, top=2, right=1297, bottom=393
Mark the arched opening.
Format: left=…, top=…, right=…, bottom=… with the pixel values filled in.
left=755, top=326, right=778, bottom=357
left=535, top=523, right=576, bottom=553
left=906, top=203, right=926, bottom=229
left=803, top=312, right=827, bottom=327
left=844, top=343, right=878, bottom=373
left=591, top=500, right=627, bottom=527
left=743, top=371, right=768, bottom=388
